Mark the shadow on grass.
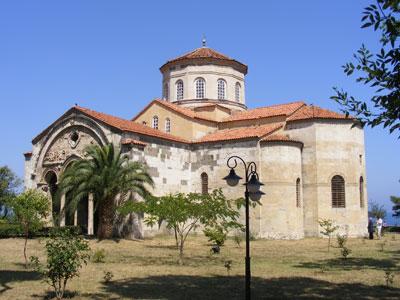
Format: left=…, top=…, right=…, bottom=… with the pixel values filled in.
left=99, top=275, right=399, bottom=299
left=0, top=270, right=41, bottom=294
left=113, top=254, right=227, bottom=267
left=295, top=257, right=397, bottom=271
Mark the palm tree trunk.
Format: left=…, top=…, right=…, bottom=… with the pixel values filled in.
left=97, top=199, right=114, bottom=239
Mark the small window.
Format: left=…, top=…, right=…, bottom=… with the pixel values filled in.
left=359, top=176, right=364, bottom=208
left=235, top=82, right=241, bottom=102
left=195, top=78, right=205, bottom=99
left=163, top=83, right=169, bottom=100
left=152, top=116, right=159, bottom=130
left=142, top=121, right=147, bottom=126
left=296, top=178, right=301, bottom=208
left=176, top=80, right=184, bottom=101
left=165, top=118, right=171, bottom=133
left=331, top=175, right=345, bottom=208
left=217, top=79, right=226, bottom=100
left=201, top=172, right=208, bottom=195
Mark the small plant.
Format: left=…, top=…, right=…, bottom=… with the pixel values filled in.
left=384, top=270, right=395, bottom=287
left=30, top=229, right=90, bottom=300
left=336, top=234, right=347, bottom=248
left=318, top=218, right=339, bottom=252
left=224, top=260, right=232, bottom=276
left=233, top=231, right=244, bottom=247
left=203, top=226, right=227, bottom=247
left=103, top=271, right=114, bottom=283
left=378, top=240, right=387, bottom=252
left=336, top=234, right=351, bottom=260
left=340, top=246, right=352, bottom=260
left=92, top=249, right=106, bottom=263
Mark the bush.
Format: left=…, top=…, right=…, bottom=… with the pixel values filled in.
left=233, top=231, right=244, bottom=247
left=103, top=271, right=114, bottom=283
left=31, top=228, right=90, bottom=300
left=92, top=249, right=106, bottom=263
left=203, top=227, right=227, bottom=247
left=0, top=223, right=22, bottom=238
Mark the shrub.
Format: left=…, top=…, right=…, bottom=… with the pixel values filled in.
left=337, top=234, right=348, bottom=248
left=203, top=226, right=227, bottom=247
left=224, top=260, right=232, bottom=275
left=340, top=246, right=352, bottom=260
left=92, top=249, right=106, bottom=263
left=103, top=271, right=114, bottom=283
left=0, top=223, right=22, bottom=238
left=318, top=219, right=339, bottom=252
left=30, top=229, right=90, bottom=300
left=384, top=270, right=395, bottom=287
left=233, top=231, right=244, bottom=247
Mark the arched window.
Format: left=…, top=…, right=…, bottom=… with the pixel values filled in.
left=165, top=118, right=171, bottom=133
left=217, top=79, right=226, bottom=100
left=296, top=178, right=301, bottom=208
left=201, top=172, right=208, bottom=195
left=176, top=80, right=184, bottom=101
left=195, top=78, right=205, bottom=99
left=163, top=83, right=169, bottom=100
left=152, top=116, right=159, bottom=130
left=359, top=176, right=364, bottom=208
left=331, top=175, right=345, bottom=208
left=235, top=82, right=241, bottom=102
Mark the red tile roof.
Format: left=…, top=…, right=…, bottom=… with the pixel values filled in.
left=286, top=105, right=351, bottom=122
left=169, top=47, right=233, bottom=62
left=132, top=99, right=218, bottom=123
left=74, top=106, right=189, bottom=143
left=121, top=138, right=147, bottom=147
left=261, top=134, right=303, bottom=146
left=160, top=47, right=248, bottom=74
left=222, top=101, right=306, bottom=122
left=195, top=123, right=283, bottom=143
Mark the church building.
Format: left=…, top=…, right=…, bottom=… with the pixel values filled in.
left=24, top=42, right=368, bottom=239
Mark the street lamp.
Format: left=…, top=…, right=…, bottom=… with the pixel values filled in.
left=223, top=155, right=264, bottom=300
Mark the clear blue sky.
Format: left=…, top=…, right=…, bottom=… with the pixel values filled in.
left=0, top=1, right=398, bottom=223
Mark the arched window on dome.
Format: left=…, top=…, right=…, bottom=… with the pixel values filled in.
left=195, top=78, right=205, bottom=99
left=359, top=176, right=364, bottom=208
left=296, top=178, right=301, bottom=208
left=176, top=80, right=184, bottom=101
left=217, top=79, right=226, bottom=100
left=165, top=118, right=171, bottom=133
left=163, top=83, right=169, bottom=100
left=331, top=175, right=345, bottom=208
left=235, top=82, right=241, bottom=102
left=152, top=116, right=159, bottom=130
left=201, top=172, right=208, bottom=195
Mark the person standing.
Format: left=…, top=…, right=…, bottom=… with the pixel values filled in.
left=368, top=218, right=374, bottom=240
left=376, top=217, right=383, bottom=239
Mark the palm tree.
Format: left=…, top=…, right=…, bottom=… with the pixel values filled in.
left=57, top=143, right=153, bottom=239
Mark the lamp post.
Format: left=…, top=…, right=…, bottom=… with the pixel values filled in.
left=223, top=156, right=264, bottom=300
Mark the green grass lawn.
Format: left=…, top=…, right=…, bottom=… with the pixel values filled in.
left=0, top=234, right=399, bottom=299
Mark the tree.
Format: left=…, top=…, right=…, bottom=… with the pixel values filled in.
left=391, top=195, right=400, bottom=217
left=7, top=189, right=50, bottom=268
left=0, top=166, right=21, bottom=218
left=331, top=0, right=400, bottom=135
left=31, top=229, right=91, bottom=300
left=57, top=143, right=153, bottom=239
left=120, top=189, right=243, bottom=263
left=369, top=201, right=387, bottom=219
left=318, top=218, right=339, bottom=252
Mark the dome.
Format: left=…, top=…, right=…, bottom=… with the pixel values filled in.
left=160, top=47, right=248, bottom=75
left=160, top=46, right=248, bottom=112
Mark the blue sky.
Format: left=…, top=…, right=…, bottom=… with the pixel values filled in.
left=0, top=1, right=398, bottom=223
